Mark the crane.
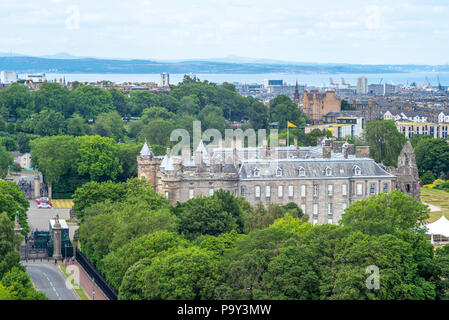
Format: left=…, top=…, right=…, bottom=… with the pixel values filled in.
left=379, top=78, right=383, bottom=85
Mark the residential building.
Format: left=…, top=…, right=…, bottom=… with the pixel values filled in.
left=301, top=90, right=341, bottom=124
left=356, top=77, right=368, bottom=95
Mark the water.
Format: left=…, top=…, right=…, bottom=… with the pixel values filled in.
left=41, top=71, right=449, bottom=87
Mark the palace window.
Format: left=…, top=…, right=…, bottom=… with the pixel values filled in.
left=353, top=165, right=362, bottom=176
left=370, top=183, right=375, bottom=194
left=255, top=186, right=260, bottom=198
left=209, top=188, right=214, bottom=196
left=301, top=204, right=306, bottom=214
left=325, top=167, right=332, bottom=176
left=383, top=183, right=388, bottom=193
left=297, top=167, right=306, bottom=177
left=328, top=184, right=333, bottom=196
left=252, top=168, right=260, bottom=177
left=313, top=203, right=318, bottom=215
left=288, top=185, right=294, bottom=197
left=313, top=184, right=319, bottom=197
left=241, top=185, right=246, bottom=196
left=266, top=186, right=271, bottom=198
left=276, top=167, right=283, bottom=177
left=278, top=185, right=283, bottom=198
left=189, top=189, right=194, bottom=199
left=342, top=184, right=347, bottom=196
left=301, top=185, right=306, bottom=197
left=328, top=203, right=333, bottom=215
left=356, top=183, right=363, bottom=195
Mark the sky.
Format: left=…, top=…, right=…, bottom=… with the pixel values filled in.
left=0, top=0, right=448, bottom=65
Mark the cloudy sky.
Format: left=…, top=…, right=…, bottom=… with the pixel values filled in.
left=0, top=0, right=448, bottom=64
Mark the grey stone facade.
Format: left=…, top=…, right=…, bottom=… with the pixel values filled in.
left=137, top=139, right=404, bottom=225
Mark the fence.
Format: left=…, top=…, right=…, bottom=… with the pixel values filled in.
left=75, top=248, right=118, bottom=300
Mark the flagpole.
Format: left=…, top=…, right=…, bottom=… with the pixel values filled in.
left=287, top=121, right=289, bottom=147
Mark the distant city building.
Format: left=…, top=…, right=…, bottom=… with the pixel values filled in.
left=396, top=121, right=448, bottom=139
left=160, top=72, right=170, bottom=87
left=301, top=90, right=341, bottom=124
left=304, top=117, right=364, bottom=139
left=25, top=73, right=46, bottom=82
left=356, top=77, right=368, bottom=95
left=264, top=79, right=283, bottom=88
left=368, top=83, right=397, bottom=96
left=0, top=71, right=17, bottom=84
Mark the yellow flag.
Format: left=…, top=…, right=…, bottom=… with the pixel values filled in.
left=288, top=121, right=297, bottom=128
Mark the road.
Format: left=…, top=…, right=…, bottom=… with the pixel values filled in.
left=27, top=200, right=78, bottom=240
left=22, top=262, right=79, bottom=300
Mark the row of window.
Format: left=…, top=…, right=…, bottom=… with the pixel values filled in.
left=250, top=165, right=363, bottom=177
left=242, top=182, right=389, bottom=198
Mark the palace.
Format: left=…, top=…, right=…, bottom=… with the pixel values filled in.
left=137, top=139, right=419, bottom=225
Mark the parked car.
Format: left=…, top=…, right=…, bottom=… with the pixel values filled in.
left=38, top=202, right=52, bottom=209
left=37, top=199, right=52, bottom=206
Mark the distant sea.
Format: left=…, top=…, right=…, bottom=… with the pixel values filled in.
left=42, top=71, right=449, bottom=87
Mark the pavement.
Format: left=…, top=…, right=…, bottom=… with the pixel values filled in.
left=22, top=261, right=79, bottom=300
left=27, top=200, right=78, bottom=241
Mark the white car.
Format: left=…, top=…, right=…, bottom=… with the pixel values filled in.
left=38, top=202, right=52, bottom=209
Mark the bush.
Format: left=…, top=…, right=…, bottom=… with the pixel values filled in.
left=421, top=171, right=436, bottom=186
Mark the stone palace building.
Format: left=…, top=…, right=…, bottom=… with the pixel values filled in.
left=137, top=139, right=419, bottom=225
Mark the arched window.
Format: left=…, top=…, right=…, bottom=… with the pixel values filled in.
left=297, top=167, right=306, bottom=177
left=276, top=167, right=283, bottom=177
left=353, top=165, right=361, bottom=176
left=325, top=167, right=332, bottom=176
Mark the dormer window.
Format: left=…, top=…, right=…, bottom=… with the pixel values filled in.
left=297, top=167, right=305, bottom=177
left=252, top=168, right=260, bottom=177
left=325, top=167, right=332, bottom=176
left=276, top=167, right=283, bottom=177
left=353, top=165, right=361, bottom=176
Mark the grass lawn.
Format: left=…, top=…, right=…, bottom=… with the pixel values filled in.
left=59, top=263, right=90, bottom=300
left=52, top=199, right=74, bottom=209
left=421, top=188, right=449, bottom=223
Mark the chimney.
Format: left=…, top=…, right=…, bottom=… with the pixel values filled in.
left=346, top=144, right=355, bottom=156
left=356, top=146, right=370, bottom=158
left=323, top=146, right=331, bottom=158
left=332, top=141, right=345, bottom=153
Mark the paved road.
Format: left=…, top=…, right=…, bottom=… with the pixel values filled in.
left=27, top=200, right=78, bottom=240
left=22, top=262, right=79, bottom=300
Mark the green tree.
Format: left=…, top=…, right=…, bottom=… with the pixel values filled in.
left=248, top=100, right=269, bottom=130
left=140, top=246, right=218, bottom=299
left=0, top=182, right=30, bottom=234
left=70, top=85, right=114, bottom=119
left=66, top=113, right=91, bottom=136
left=139, top=119, right=175, bottom=146
left=30, top=136, right=76, bottom=197
left=93, top=111, right=126, bottom=141
left=75, top=135, right=122, bottom=182
left=340, top=190, right=429, bottom=236
left=174, top=191, right=244, bottom=240
left=415, top=137, right=449, bottom=178
left=0, top=145, right=13, bottom=178
left=101, top=231, right=188, bottom=290
left=109, top=88, right=130, bottom=117
left=364, top=120, right=406, bottom=167
left=33, top=82, right=71, bottom=116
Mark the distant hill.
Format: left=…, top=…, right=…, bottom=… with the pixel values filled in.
left=0, top=55, right=448, bottom=74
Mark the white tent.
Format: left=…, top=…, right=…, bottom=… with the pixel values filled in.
left=425, top=216, right=449, bottom=244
